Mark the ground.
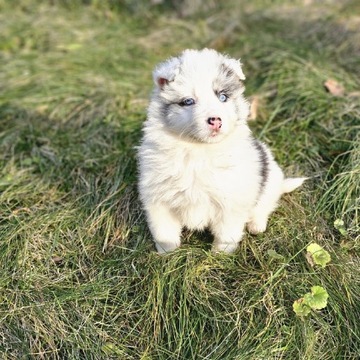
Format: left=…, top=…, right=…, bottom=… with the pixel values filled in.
left=0, top=1, right=359, bottom=359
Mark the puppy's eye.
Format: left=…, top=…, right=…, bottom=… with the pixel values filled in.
left=218, top=93, right=228, bottom=103
left=180, top=98, right=195, bottom=106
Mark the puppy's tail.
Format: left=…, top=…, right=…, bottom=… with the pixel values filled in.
left=282, top=177, right=308, bottom=194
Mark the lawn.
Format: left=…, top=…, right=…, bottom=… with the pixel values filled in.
left=0, top=0, right=359, bottom=359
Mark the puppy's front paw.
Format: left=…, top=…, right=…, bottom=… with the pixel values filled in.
left=211, top=242, right=238, bottom=254
left=155, top=240, right=181, bottom=254
left=247, top=221, right=267, bottom=235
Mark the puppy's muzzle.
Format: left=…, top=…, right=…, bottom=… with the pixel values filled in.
left=207, top=117, right=222, bottom=131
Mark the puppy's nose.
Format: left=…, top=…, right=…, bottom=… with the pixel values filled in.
left=207, top=117, right=222, bottom=131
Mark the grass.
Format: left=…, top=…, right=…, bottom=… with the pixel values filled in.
left=0, top=0, right=359, bottom=359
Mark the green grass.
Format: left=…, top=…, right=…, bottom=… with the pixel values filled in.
left=0, top=1, right=359, bottom=359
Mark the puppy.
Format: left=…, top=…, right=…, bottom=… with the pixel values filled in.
left=138, top=48, right=306, bottom=253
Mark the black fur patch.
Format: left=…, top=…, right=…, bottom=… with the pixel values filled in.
left=252, top=139, right=269, bottom=193
left=213, top=64, right=243, bottom=98
left=160, top=102, right=170, bottom=119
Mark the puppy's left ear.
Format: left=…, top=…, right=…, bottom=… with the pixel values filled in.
left=223, top=58, right=246, bottom=81
left=153, top=56, right=181, bottom=89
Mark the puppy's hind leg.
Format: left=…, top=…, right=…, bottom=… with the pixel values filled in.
left=247, top=176, right=307, bottom=235
left=247, top=204, right=276, bottom=235
left=145, top=204, right=182, bottom=254
left=247, top=167, right=284, bottom=235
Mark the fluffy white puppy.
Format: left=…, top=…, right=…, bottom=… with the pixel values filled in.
left=138, top=48, right=306, bottom=254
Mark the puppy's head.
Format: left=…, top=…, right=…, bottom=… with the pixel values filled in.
left=151, top=48, right=250, bottom=143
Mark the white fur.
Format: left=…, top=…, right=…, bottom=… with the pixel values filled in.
left=138, top=48, right=306, bottom=253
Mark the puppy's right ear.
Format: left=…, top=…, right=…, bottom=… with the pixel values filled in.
left=153, top=56, right=181, bottom=89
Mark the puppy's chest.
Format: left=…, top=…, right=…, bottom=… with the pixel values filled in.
left=169, top=150, right=238, bottom=201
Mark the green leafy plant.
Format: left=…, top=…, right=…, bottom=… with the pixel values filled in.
left=303, top=286, right=329, bottom=309
left=293, top=286, right=329, bottom=317
left=334, top=219, right=348, bottom=237
left=293, top=299, right=311, bottom=317
left=306, top=243, right=331, bottom=268
left=295, top=244, right=331, bottom=317
left=267, top=249, right=285, bottom=260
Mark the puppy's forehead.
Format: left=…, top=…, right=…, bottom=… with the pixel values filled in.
left=174, top=50, right=242, bottom=97
left=179, top=49, right=224, bottom=79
